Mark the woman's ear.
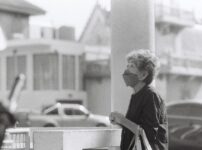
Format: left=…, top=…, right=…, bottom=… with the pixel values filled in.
left=139, top=71, right=148, bottom=81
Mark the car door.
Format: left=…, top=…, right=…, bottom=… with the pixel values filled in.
left=61, top=107, right=94, bottom=127
left=44, top=107, right=63, bottom=126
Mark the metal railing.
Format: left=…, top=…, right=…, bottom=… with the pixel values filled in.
left=0, top=127, right=121, bottom=150
left=155, top=4, right=195, bottom=23
left=1, top=128, right=30, bottom=150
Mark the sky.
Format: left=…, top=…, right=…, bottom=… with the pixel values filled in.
left=26, top=0, right=110, bottom=39
left=26, top=0, right=202, bottom=39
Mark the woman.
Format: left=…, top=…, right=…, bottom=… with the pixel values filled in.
left=110, top=49, right=168, bottom=150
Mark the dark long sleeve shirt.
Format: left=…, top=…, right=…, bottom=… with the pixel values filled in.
left=120, top=85, right=168, bottom=150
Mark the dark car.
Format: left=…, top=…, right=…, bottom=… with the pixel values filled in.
left=167, top=101, right=202, bottom=150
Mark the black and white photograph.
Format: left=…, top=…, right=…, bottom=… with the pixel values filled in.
left=0, top=0, right=202, bottom=150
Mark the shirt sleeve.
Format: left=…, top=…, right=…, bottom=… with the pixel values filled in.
left=143, top=92, right=161, bottom=127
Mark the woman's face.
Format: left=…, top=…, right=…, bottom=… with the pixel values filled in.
left=122, top=60, right=142, bottom=87
left=126, top=60, right=141, bottom=76
left=126, top=59, right=148, bottom=81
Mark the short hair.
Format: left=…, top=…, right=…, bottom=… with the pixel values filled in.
left=126, top=49, right=160, bottom=85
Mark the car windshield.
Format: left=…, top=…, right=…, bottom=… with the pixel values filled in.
left=46, top=108, right=59, bottom=115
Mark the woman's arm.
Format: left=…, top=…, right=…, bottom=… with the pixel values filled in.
left=110, top=112, right=139, bottom=135
left=110, top=112, right=152, bottom=150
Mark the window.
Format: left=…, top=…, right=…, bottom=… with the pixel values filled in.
left=40, top=28, right=44, bottom=38
left=46, top=108, right=58, bottom=115
left=73, top=109, right=86, bottom=115
left=78, top=55, right=84, bottom=90
left=64, top=108, right=85, bottom=116
left=62, top=55, right=75, bottom=89
left=33, top=53, right=59, bottom=90
left=6, top=55, right=27, bottom=90
left=64, top=109, right=73, bottom=115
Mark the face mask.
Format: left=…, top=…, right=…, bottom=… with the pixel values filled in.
left=122, top=70, right=140, bottom=87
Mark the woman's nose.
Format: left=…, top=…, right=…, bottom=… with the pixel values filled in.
left=124, top=69, right=130, bottom=74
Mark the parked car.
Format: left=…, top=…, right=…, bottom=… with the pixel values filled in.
left=167, top=101, right=202, bottom=150
left=15, top=103, right=110, bottom=127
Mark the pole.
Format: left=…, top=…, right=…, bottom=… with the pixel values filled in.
left=111, top=0, right=155, bottom=113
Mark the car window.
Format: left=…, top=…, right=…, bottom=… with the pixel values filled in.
left=46, top=108, right=58, bottom=115
left=64, top=109, right=73, bottom=115
left=73, top=109, right=85, bottom=115
left=64, top=108, right=85, bottom=115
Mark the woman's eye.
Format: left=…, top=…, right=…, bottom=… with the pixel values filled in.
left=128, top=63, right=132, bottom=67
left=130, top=64, right=135, bottom=67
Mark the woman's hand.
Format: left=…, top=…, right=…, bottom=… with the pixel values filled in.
left=109, top=112, right=124, bottom=125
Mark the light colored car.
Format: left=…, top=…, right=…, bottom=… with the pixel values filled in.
left=16, top=103, right=110, bottom=127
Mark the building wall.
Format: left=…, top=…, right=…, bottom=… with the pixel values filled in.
left=0, top=41, right=87, bottom=110
left=166, top=76, right=202, bottom=102
left=29, top=25, right=56, bottom=39
left=156, top=74, right=167, bottom=100
left=85, top=77, right=111, bottom=115
left=180, top=28, right=202, bottom=57
left=155, top=27, right=202, bottom=103
left=84, top=21, right=110, bottom=46
left=0, top=10, right=29, bottom=39
left=155, top=28, right=177, bottom=57
left=80, top=8, right=110, bottom=46
left=0, top=90, right=87, bottom=110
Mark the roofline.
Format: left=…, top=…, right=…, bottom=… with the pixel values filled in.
left=7, top=39, right=82, bottom=47
left=0, top=39, right=84, bottom=55
left=0, top=2, right=45, bottom=16
left=78, top=4, right=100, bottom=42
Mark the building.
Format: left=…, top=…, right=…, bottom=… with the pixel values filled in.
left=79, top=4, right=110, bottom=46
left=154, top=1, right=202, bottom=101
left=0, top=0, right=45, bottom=39
left=0, top=39, right=86, bottom=110
left=0, top=0, right=88, bottom=110
left=80, top=2, right=202, bottom=115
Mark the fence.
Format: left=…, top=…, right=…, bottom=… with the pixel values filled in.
left=1, top=128, right=30, bottom=150
left=1, top=127, right=121, bottom=150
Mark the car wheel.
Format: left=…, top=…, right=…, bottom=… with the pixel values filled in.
left=43, top=123, right=55, bottom=127
left=96, top=123, right=107, bottom=127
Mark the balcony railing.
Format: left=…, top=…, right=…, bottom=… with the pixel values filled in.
left=155, top=4, right=196, bottom=26
left=159, top=55, right=202, bottom=76
left=85, top=60, right=110, bottom=78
